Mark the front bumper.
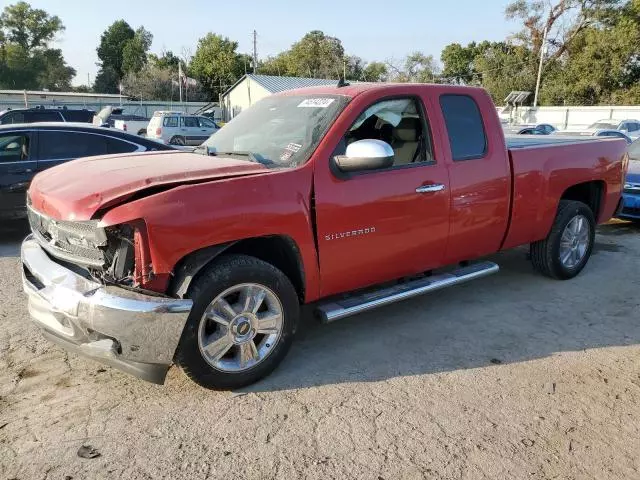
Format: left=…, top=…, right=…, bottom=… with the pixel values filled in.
left=21, top=236, right=193, bottom=384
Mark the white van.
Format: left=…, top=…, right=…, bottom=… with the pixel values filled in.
left=146, top=111, right=219, bottom=146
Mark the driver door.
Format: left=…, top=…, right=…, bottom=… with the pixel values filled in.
left=313, top=96, right=451, bottom=297
left=0, top=131, right=36, bottom=218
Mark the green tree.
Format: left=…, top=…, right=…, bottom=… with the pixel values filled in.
left=93, top=66, right=120, bottom=94
left=361, top=61, right=388, bottom=82
left=0, top=1, right=63, bottom=50
left=148, top=50, right=181, bottom=70
left=440, top=42, right=485, bottom=84
left=190, top=33, right=245, bottom=99
left=286, top=30, right=344, bottom=78
left=95, top=21, right=153, bottom=93
left=540, top=0, right=640, bottom=105
left=95, top=20, right=135, bottom=91
left=122, top=26, right=153, bottom=74
left=0, top=2, right=75, bottom=90
left=474, top=42, right=536, bottom=104
left=259, top=53, right=292, bottom=76
left=388, top=52, right=439, bottom=83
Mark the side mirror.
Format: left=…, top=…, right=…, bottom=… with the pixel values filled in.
left=333, top=139, right=394, bottom=173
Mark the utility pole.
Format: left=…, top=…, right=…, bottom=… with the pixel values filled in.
left=178, top=62, right=183, bottom=104
left=87, top=73, right=90, bottom=89
left=533, top=25, right=548, bottom=108
left=343, top=58, right=346, bottom=80
left=252, top=30, right=258, bottom=74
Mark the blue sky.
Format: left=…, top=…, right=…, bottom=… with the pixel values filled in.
left=25, top=0, right=518, bottom=85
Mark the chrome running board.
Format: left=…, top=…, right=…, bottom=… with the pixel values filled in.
left=316, top=261, right=499, bottom=323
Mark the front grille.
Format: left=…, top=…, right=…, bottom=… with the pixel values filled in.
left=27, top=207, right=107, bottom=267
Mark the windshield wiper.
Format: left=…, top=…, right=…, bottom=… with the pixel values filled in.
left=206, top=149, right=259, bottom=163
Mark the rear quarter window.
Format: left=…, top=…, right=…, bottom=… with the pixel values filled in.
left=163, top=116, right=178, bottom=127
left=439, top=94, right=487, bottom=161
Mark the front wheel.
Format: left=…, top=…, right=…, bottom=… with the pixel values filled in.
left=530, top=200, right=596, bottom=279
left=174, top=255, right=299, bottom=390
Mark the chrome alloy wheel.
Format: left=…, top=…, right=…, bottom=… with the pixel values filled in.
left=197, top=283, right=284, bottom=372
left=559, top=214, right=590, bottom=268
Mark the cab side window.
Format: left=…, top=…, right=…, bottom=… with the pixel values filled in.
left=0, top=133, right=30, bottom=162
left=343, top=98, right=434, bottom=168
left=440, top=94, right=487, bottom=161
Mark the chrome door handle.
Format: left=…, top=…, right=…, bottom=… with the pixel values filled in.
left=416, top=184, right=445, bottom=193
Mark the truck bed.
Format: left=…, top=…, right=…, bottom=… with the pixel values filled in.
left=501, top=136, right=627, bottom=251
left=505, top=135, right=607, bottom=149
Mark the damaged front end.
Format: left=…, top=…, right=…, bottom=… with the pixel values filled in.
left=27, top=205, right=149, bottom=289
left=22, top=206, right=193, bottom=384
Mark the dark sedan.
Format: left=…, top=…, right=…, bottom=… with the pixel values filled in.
left=0, top=123, right=176, bottom=220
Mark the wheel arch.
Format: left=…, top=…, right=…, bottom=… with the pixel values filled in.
left=560, top=180, right=606, bottom=222
left=167, top=235, right=306, bottom=302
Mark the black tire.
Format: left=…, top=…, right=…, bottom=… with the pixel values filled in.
left=170, top=135, right=186, bottom=146
left=530, top=200, right=596, bottom=279
left=137, top=129, right=147, bottom=137
left=174, top=254, right=299, bottom=390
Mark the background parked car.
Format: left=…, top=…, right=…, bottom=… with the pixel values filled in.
left=503, top=123, right=556, bottom=135
left=146, top=111, right=219, bottom=145
left=555, top=119, right=640, bottom=139
left=93, top=106, right=149, bottom=136
left=0, top=123, right=175, bottom=220
left=617, top=137, right=640, bottom=221
left=594, top=129, right=633, bottom=143
left=0, top=106, right=95, bottom=125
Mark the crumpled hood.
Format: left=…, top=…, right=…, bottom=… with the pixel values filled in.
left=29, top=151, right=269, bottom=220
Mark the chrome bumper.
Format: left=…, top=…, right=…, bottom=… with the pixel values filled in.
left=21, top=236, right=193, bottom=384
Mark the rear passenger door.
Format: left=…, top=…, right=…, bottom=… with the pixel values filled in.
left=180, top=116, right=203, bottom=145
left=0, top=131, right=36, bottom=217
left=36, top=130, right=108, bottom=172
left=438, top=94, right=511, bottom=263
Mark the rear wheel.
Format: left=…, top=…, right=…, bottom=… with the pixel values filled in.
left=170, top=135, right=186, bottom=146
left=530, top=200, right=595, bottom=279
left=175, top=255, right=299, bottom=390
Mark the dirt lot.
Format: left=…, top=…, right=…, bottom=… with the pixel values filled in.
left=1, top=219, right=640, bottom=480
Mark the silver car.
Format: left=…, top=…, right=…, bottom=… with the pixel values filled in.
left=146, top=111, right=219, bottom=146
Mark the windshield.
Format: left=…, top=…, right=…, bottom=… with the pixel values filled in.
left=588, top=121, right=618, bottom=129
left=201, top=94, right=347, bottom=168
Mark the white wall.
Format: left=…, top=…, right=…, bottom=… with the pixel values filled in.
left=499, top=105, right=640, bottom=129
left=222, top=78, right=271, bottom=121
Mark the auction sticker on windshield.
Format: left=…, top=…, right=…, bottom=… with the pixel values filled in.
left=298, top=98, right=335, bottom=108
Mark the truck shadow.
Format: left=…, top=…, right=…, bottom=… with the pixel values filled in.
left=245, top=225, right=640, bottom=393
left=0, top=219, right=29, bottom=258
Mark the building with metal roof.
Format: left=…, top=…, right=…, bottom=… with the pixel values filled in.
left=220, top=74, right=340, bottom=121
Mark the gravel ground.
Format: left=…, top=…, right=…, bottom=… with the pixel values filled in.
left=1, top=219, right=640, bottom=480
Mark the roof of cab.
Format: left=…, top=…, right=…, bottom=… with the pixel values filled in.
left=273, top=82, right=489, bottom=99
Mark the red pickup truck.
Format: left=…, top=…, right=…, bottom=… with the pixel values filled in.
left=22, top=83, right=628, bottom=389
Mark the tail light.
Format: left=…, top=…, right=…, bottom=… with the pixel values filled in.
left=122, top=124, right=127, bottom=131
left=155, top=127, right=162, bottom=136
